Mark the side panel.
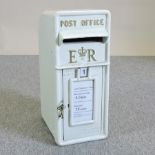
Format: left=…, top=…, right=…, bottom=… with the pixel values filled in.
left=39, top=14, right=59, bottom=139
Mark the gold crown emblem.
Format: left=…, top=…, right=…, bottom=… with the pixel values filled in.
left=78, top=47, right=87, bottom=58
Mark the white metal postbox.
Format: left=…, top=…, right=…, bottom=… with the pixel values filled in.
left=39, top=10, right=111, bottom=145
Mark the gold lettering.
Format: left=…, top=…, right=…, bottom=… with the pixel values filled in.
left=81, top=20, right=86, bottom=26
left=69, top=50, right=77, bottom=63
left=61, top=18, right=104, bottom=27
left=60, top=20, right=64, bottom=27
left=72, top=20, right=76, bottom=26
left=96, top=19, right=100, bottom=25
left=60, top=20, right=76, bottom=27
left=80, top=19, right=104, bottom=26
left=100, top=19, right=104, bottom=25
left=88, top=49, right=96, bottom=62
left=89, top=20, right=93, bottom=26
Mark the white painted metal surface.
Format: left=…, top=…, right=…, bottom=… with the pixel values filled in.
left=39, top=10, right=111, bottom=145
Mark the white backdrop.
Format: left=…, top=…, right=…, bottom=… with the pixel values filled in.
left=0, top=0, right=155, bottom=55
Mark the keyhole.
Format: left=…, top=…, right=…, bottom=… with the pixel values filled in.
left=83, top=69, right=85, bottom=74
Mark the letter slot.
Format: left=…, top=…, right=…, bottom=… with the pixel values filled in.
left=58, top=30, right=108, bottom=45
left=39, top=10, right=111, bottom=145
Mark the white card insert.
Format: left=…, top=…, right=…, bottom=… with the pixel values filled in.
left=69, top=79, right=95, bottom=126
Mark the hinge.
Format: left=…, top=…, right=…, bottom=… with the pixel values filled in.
left=57, top=104, right=64, bottom=119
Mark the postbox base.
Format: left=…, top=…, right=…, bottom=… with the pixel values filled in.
left=55, top=135, right=108, bottom=146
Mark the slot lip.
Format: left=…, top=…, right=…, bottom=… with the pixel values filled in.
left=58, top=29, right=108, bottom=45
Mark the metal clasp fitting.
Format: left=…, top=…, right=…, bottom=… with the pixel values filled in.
left=57, top=104, right=64, bottom=119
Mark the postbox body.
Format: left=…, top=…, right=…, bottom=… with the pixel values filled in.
left=39, top=10, right=111, bottom=145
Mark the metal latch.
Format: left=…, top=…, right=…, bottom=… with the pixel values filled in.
left=57, top=104, right=64, bottom=119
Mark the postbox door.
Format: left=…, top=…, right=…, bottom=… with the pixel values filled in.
left=63, top=66, right=104, bottom=141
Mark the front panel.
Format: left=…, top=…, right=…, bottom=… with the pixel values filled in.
left=63, top=66, right=104, bottom=140
left=56, top=11, right=110, bottom=143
